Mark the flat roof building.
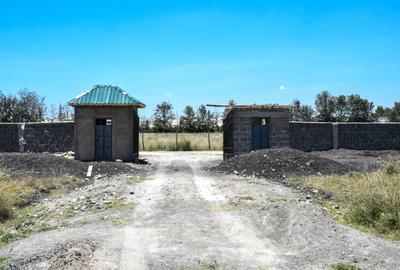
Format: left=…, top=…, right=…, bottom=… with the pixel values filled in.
left=69, top=85, right=145, bottom=162
left=222, top=105, right=291, bottom=159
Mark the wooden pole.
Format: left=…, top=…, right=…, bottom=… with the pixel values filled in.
left=176, top=130, right=178, bottom=150
left=207, top=130, right=211, bottom=150
left=142, top=132, right=145, bottom=151
left=175, top=113, right=179, bottom=150
left=207, top=118, right=211, bottom=151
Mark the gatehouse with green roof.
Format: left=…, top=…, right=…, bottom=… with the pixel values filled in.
left=69, top=85, right=145, bottom=162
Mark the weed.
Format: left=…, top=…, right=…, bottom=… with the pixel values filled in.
left=289, top=161, right=400, bottom=240
left=200, top=260, right=220, bottom=270
left=113, top=217, right=133, bottom=225
left=104, top=199, right=134, bottom=211
left=0, top=256, right=10, bottom=270
left=0, top=172, right=83, bottom=246
left=236, top=196, right=255, bottom=201
left=266, top=197, right=285, bottom=203
left=0, top=198, right=13, bottom=222
left=209, top=203, right=237, bottom=212
left=330, top=262, right=362, bottom=270
left=80, top=219, right=90, bottom=225
left=384, top=161, right=400, bottom=175
left=0, top=228, right=16, bottom=247
left=180, top=139, right=192, bottom=151
left=129, top=175, right=149, bottom=183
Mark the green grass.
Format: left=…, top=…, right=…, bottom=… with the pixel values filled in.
left=0, top=204, right=57, bottom=247
left=0, top=172, right=80, bottom=247
left=104, top=198, right=134, bottom=211
left=0, top=256, right=10, bottom=270
left=112, top=217, right=134, bottom=225
left=330, top=262, right=363, bottom=270
left=128, top=175, right=150, bottom=184
left=209, top=203, right=237, bottom=212
left=290, top=161, right=400, bottom=241
left=235, top=195, right=255, bottom=201
left=0, top=198, right=13, bottom=222
left=139, top=132, right=222, bottom=151
left=199, top=260, right=220, bottom=270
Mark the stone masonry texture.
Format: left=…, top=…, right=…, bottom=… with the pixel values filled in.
left=23, top=122, right=74, bottom=152
left=223, top=108, right=290, bottom=158
left=0, top=124, right=19, bottom=152
left=289, top=122, right=333, bottom=151
left=0, top=122, right=74, bottom=153
left=335, top=123, right=400, bottom=150
left=289, top=122, right=400, bottom=151
left=1, top=121, right=399, bottom=156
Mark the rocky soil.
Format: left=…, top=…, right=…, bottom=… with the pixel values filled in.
left=211, top=148, right=400, bottom=182
left=210, top=149, right=353, bottom=180
left=0, top=153, right=143, bottom=178
left=317, top=149, right=400, bottom=171
left=1, top=152, right=399, bottom=270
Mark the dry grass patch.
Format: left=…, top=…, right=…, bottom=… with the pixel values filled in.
left=329, top=262, right=363, bottom=270
left=139, top=133, right=222, bottom=151
left=290, top=161, right=400, bottom=241
left=0, top=171, right=79, bottom=247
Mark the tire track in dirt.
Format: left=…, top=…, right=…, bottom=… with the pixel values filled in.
left=118, top=152, right=282, bottom=269
left=191, top=162, right=283, bottom=269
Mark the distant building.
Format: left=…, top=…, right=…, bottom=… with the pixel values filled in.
left=69, top=85, right=145, bottom=162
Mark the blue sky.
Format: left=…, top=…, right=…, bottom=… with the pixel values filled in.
left=0, top=0, right=399, bottom=117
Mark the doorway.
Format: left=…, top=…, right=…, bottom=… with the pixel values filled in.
left=251, top=118, right=269, bottom=150
left=95, top=119, right=112, bottom=160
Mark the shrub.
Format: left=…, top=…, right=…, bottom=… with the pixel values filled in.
left=384, top=161, right=400, bottom=175
left=291, top=161, right=400, bottom=240
left=345, top=195, right=385, bottom=227
left=0, top=256, right=10, bottom=270
left=330, top=263, right=362, bottom=270
left=179, top=139, right=192, bottom=151
left=0, top=198, right=13, bottom=222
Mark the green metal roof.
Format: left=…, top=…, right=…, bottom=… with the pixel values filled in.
left=68, top=85, right=145, bottom=107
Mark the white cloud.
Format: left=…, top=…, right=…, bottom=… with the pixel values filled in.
left=165, top=92, right=172, bottom=98
left=279, top=85, right=289, bottom=91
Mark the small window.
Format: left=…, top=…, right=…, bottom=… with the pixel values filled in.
left=253, top=118, right=269, bottom=125
left=96, top=119, right=112, bottom=125
left=261, top=118, right=267, bottom=125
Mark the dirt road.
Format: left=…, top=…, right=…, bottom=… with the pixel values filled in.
left=1, top=152, right=400, bottom=270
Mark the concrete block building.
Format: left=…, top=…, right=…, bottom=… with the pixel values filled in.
left=223, top=105, right=291, bottom=159
left=69, top=85, right=145, bottom=162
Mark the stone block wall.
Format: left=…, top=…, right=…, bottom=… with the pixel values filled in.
left=223, top=111, right=234, bottom=159
left=0, top=122, right=74, bottom=153
left=270, top=116, right=290, bottom=148
left=289, top=122, right=333, bottom=151
left=24, top=122, right=74, bottom=152
left=335, top=123, right=400, bottom=150
left=0, top=124, right=20, bottom=152
left=289, top=122, right=400, bottom=151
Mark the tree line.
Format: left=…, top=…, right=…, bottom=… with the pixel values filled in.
left=1, top=89, right=399, bottom=126
left=0, top=89, right=73, bottom=122
left=290, top=90, right=400, bottom=122
left=140, top=102, right=221, bottom=132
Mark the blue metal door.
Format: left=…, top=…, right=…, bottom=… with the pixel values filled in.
left=252, top=122, right=269, bottom=150
left=95, top=119, right=112, bottom=160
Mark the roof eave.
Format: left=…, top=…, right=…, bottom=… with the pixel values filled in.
left=68, top=103, right=146, bottom=108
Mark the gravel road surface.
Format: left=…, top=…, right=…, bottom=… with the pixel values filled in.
left=1, top=152, right=400, bottom=270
